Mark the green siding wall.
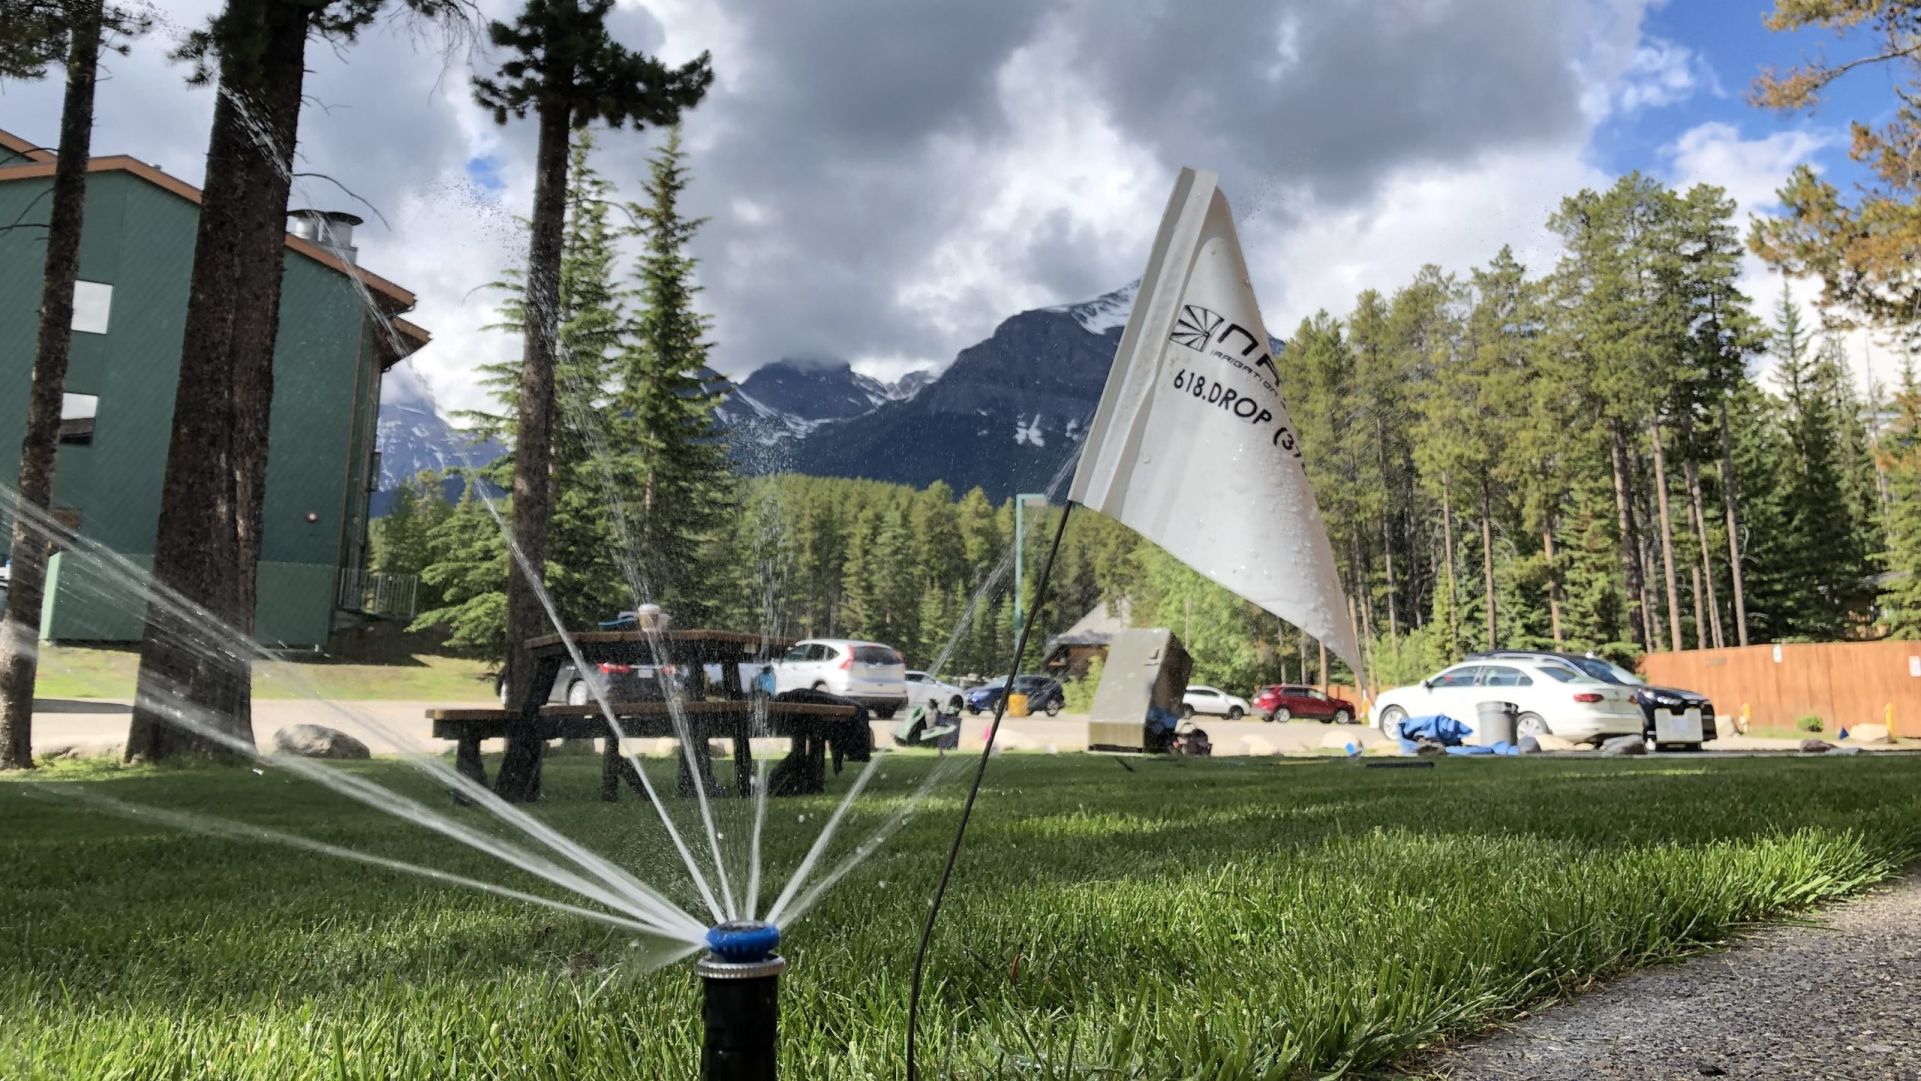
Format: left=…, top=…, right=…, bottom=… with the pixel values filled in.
left=0, top=169, right=388, bottom=648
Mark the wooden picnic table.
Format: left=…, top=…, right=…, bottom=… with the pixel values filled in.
left=437, top=629, right=867, bottom=803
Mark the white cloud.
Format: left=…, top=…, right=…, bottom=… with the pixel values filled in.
left=1252, top=142, right=1608, bottom=331
left=1665, top=121, right=1832, bottom=215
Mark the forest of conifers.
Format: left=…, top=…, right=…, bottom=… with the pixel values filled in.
left=373, top=169, right=1921, bottom=695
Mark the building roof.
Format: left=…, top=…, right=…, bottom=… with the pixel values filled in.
left=1046, top=597, right=1133, bottom=651
left=0, top=129, right=429, bottom=362
left=0, top=129, right=55, bottom=163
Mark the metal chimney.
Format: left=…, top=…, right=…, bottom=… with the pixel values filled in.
left=288, top=208, right=363, bottom=264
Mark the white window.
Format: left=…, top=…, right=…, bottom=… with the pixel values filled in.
left=59, top=393, right=97, bottom=445
left=71, top=281, right=112, bottom=334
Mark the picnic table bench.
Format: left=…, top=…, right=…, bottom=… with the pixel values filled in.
left=435, top=627, right=870, bottom=802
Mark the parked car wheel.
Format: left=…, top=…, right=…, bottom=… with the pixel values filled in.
left=1228, top=706, right=1244, bottom=720
left=565, top=680, right=591, bottom=707
left=1180, top=704, right=1195, bottom=719
left=876, top=707, right=896, bottom=720
left=1379, top=706, right=1406, bottom=740
left=1334, top=709, right=1353, bottom=725
left=1045, top=699, right=1062, bottom=717
left=812, top=681, right=828, bottom=692
left=948, top=695, right=964, bottom=712
left=1272, top=706, right=1290, bottom=722
left=1515, top=712, right=1550, bottom=740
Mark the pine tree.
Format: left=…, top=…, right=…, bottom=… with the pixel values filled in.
left=474, top=0, right=711, bottom=800
left=1771, top=289, right=1872, bottom=637
left=0, top=0, right=146, bottom=770
left=1879, top=359, right=1921, bottom=636
left=417, top=135, right=632, bottom=646
left=609, top=126, right=733, bottom=622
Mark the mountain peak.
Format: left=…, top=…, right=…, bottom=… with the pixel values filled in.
left=1045, top=280, right=1139, bottom=335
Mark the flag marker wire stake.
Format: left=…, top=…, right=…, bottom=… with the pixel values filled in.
left=905, top=501, right=1075, bottom=1080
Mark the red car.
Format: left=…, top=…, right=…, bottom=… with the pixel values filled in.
left=1252, top=684, right=1358, bottom=724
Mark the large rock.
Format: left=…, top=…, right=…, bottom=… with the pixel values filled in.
left=1800, top=738, right=1837, bottom=754
left=38, top=741, right=123, bottom=762
left=1599, top=735, right=1646, bottom=756
left=1845, top=723, right=1893, bottom=746
left=1517, top=736, right=1543, bottom=755
left=272, top=724, right=370, bottom=760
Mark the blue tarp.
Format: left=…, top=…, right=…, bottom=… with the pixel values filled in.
left=1397, top=713, right=1521, bottom=756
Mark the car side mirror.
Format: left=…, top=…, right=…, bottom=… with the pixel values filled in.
left=1421, top=679, right=1434, bottom=690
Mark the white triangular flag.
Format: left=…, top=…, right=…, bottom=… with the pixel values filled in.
left=1069, top=168, right=1362, bottom=675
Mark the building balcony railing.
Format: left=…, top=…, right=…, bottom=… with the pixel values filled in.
left=338, top=568, right=419, bottom=621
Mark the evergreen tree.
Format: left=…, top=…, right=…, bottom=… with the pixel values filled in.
left=1879, top=360, right=1921, bottom=636
left=473, top=0, right=710, bottom=799
left=610, top=126, right=733, bottom=621
left=1771, top=290, right=1872, bottom=636
left=0, top=0, right=146, bottom=770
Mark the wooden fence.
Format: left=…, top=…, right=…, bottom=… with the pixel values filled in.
left=1639, top=640, right=1921, bottom=737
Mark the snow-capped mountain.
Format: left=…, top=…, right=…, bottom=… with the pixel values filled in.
left=370, top=282, right=1147, bottom=513
left=372, top=367, right=502, bottom=515
left=713, top=357, right=933, bottom=471
left=775, top=282, right=1142, bottom=500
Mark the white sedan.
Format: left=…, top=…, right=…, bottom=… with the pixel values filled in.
left=1371, top=658, right=1641, bottom=744
left=904, top=670, right=967, bottom=713
left=1181, top=685, right=1250, bottom=719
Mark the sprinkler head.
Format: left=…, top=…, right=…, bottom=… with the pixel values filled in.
left=704, top=920, right=782, bottom=965
left=698, top=921, right=786, bottom=1080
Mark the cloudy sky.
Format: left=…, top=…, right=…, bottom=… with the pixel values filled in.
left=0, top=0, right=1893, bottom=414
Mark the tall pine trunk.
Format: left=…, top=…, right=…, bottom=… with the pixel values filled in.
left=1479, top=478, right=1496, bottom=650
left=1380, top=513, right=1399, bottom=638
left=1681, top=436, right=1725, bottom=648
left=1608, top=423, right=1649, bottom=648
left=128, top=1, right=309, bottom=761
left=494, top=102, right=573, bottom=802
left=1690, top=562, right=1707, bottom=649
left=1648, top=419, right=1684, bottom=650
left=1718, top=398, right=1750, bottom=646
left=0, top=6, right=104, bottom=771
left=1542, top=525, right=1564, bottom=648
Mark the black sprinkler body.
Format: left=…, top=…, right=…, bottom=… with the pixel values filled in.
left=699, top=921, right=785, bottom=1081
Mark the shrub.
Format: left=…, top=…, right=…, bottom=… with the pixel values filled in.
left=1797, top=714, right=1825, bottom=733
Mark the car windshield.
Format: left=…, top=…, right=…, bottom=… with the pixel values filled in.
left=1567, top=656, right=1643, bottom=685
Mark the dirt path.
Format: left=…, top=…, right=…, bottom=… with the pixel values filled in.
left=1417, top=876, right=1921, bottom=1080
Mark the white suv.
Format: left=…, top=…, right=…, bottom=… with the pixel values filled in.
left=1182, top=685, right=1250, bottom=719
left=774, top=639, right=908, bottom=718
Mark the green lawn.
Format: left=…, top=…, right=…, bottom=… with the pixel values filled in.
left=4, top=755, right=1919, bottom=1078
left=30, top=645, right=496, bottom=702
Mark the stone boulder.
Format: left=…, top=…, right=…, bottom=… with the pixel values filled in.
left=1599, top=735, right=1646, bottom=756
left=272, top=724, right=370, bottom=760
left=37, top=741, right=124, bottom=762
left=1845, top=723, right=1893, bottom=746
left=1799, top=738, right=1837, bottom=754
left=1517, top=736, right=1542, bottom=755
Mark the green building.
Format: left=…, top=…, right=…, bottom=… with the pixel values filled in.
left=0, top=127, right=429, bottom=648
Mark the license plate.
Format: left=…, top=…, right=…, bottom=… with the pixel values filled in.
left=1655, top=708, right=1703, bottom=743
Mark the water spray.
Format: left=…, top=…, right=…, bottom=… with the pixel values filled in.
left=698, top=921, right=785, bottom=1080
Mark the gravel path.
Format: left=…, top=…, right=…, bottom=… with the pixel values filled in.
left=1417, top=875, right=1921, bottom=1080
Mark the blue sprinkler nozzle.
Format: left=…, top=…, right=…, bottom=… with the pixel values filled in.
left=706, top=921, right=781, bottom=964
